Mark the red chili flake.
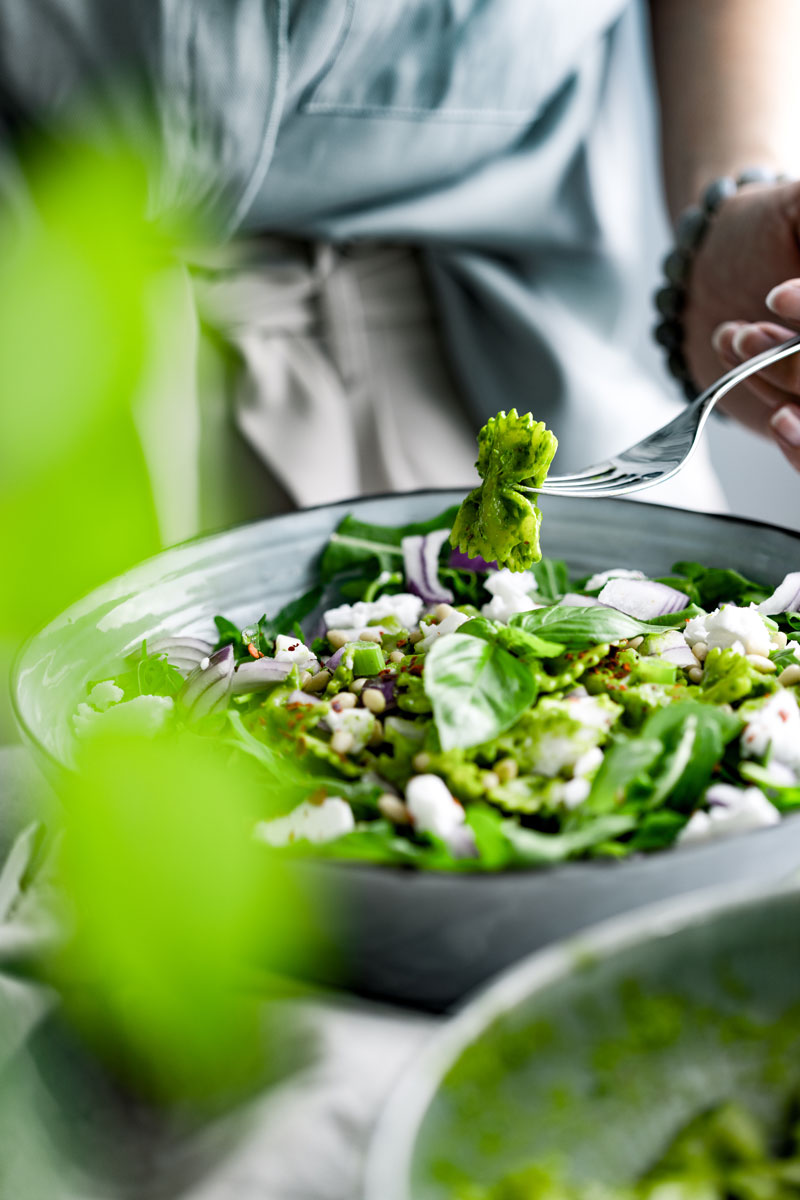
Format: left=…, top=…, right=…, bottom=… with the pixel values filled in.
left=247, top=643, right=265, bottom=659
left=779, top=711, right=789, bottom=722
left=622, top=663, right=632, bottom=672
left=397, top=638, right=408, bottom=648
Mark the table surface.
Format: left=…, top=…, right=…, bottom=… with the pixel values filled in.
left=0, top=746, right=439, bottom=1200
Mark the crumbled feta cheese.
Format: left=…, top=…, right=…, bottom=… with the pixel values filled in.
left=684, top=605, right=772, bottom=657
left=561, top=777, right=592, bottom=809
left=564, top=694, right=618, bottom=732
left=573, top=746, right=604, bottom=778
left=274, top=634, right=318, bottom=672
left=678, top=784, right=780, bottom=846
left=417, top=608, right=470, bottom=652
left=405, top=774, right=477, bottom=857
left=73, top=694, right=174, bottom=738
left=585, top=568, right=647, bottom=592
left=325, top=705, right=375, bottom=753
left=480, top=568, right=540, bottom=624
left=324, top=593, right=423, bottom=632
left=255, top=797, right=355, bottom=847
left=740, top=690, right=800, bottom=775
left=87, top=680, right=124, bottom=712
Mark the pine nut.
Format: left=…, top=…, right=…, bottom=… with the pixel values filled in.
left=304, top=669, right=331, bottom=693
left=409, top=630, right=424, bottom=645
left=481, top=771, right=500, bottom=791
left=746, top=654, right=776, bottom=674
left=360, top=628, right=383, bottom=643
left=362, top=687, right=387, bottom=714
left=628, top=637, right=643, bottom=650
left=378, top=794, right=410, bottom=824
left=413, top=751, right=431, bottom=772
left=299, top=670, right=313, bottom=688
left=778, top=664, right=800, bottom=687
left=369, top=718, right=384, bottom=746
left=434, top=603, right=456, bottom=622
left=495, top=757, right=518, bottom=783
left=688, top=666, right=704, bottom=684
left=692, top=642, right=708, bottom=662
left=388, top=649, right=405, bottom=664
left=349, top=677, right=367, bottom=695
left=327, top=629, right=351, bottom=649
left=331, top=730, right=354, bottom=754
left=772, top=630, right=788, bottom=650
left=331, top=691, right=357, bottom=711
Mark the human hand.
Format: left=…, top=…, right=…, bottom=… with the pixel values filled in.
left=682, top=180, right=800, bottom=471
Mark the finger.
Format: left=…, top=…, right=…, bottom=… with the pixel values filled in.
left=726, top=321, right=800, bottom=392
left=766, top=279, right=800, bottom=325
left=711, top=320, right=746, bottom=362
left=770, top=404, right=800, bottom=471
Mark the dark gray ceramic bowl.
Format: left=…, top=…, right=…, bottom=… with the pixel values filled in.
left=364, top=881, right=800, bottom=1200
left=11, top=492, right=800, bottom=1010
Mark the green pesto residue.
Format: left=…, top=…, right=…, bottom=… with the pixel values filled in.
left=450, top=409, right=558, bottom=571
left=459, top=1099, right=800, bottom=1199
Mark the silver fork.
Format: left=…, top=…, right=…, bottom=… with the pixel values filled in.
left=522, top=333, right=800, bottom=498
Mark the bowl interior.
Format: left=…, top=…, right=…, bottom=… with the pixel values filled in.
left=13, top=492, right=800, bottom=775
left=368, top=885, right=800, bottom=1199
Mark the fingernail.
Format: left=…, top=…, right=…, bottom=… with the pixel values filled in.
left=766, top=280, right=800, bottom=319
left=731, top=325, right=782, bottom=359
left=770, top=405, right=800, bottom=447
left=711, top=321, right=744, bottom=356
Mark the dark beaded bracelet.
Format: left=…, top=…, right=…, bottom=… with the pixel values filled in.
left=654, top=168, right=790, bottom=401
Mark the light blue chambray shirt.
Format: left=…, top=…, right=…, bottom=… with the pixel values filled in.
left=0, top=0, right=676, bottom=473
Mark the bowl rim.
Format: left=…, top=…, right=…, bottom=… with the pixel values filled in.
left=362, top=876, right=800, bottom=1200
left=10, top=489, right=800, bottom=873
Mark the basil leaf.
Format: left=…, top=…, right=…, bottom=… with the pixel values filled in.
left=510, top=605, right=674, bottom=648
left=529, top=557, right=570, bottom=602
left=424, top=633, right=538, bottom=751
left=459, top=615, right=565, bottom=660
left=320, top=505, right=459, bottom=581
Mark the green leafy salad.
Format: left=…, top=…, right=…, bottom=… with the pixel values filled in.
left=74, top=409, right=800, bottom=871
left=460, top=1099, right=800, bottom=1199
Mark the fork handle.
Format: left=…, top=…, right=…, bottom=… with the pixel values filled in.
left=692, top=332, right=800, bottom=427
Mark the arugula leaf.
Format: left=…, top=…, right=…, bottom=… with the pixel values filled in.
left=586, top=737, right=663, bottom=814
left=136, top=647, right=184, bottom=698
left=509, top=605, right=679, bottom=648
left=638, top=702, right=742, bottom=811
left=500, top=813, right=636, bottom=864
left=529, top=557, right=570, bottom=602
left=670, top=561, right=770, bottom=608
left=320, top=506, right=459, bottom=582
left=424, top=632, right=538, bottom=751
left=450, top=409, right=557, bottom=571
left=772, top=646, right=800, bottom=671
left=257, top=586, right=323, bottom=643
left=459, top=615, right=565, bottom=661
left=776, top=612, right=800, bottom=635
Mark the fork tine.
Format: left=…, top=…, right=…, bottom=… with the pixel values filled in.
left=534, top=464, right=619, bottom=485
left=537, top=472, right=663, bottom=498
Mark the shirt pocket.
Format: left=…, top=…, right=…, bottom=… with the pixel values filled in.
left=301, top=0, right=558, bottom=123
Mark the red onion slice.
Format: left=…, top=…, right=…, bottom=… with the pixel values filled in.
left=145, top=636, right=215, bottom=675
left=757, top=571, right=800, bottom=615
left=402, top=530, right=453, bottom=605
left=560, top=592, right=604, bottom=608
left=180, top=644, right=234, bottom=719
left=230, top=658, right=294, bottom=695
left=598, top=578, right=689, bottom=619
left=324, top=646, right=347, bottom=673
left=448, top=549, right=496, bottom=573
left=659, top=644, right=698, bottom=669
left=286, top=690, right=323, bottom=707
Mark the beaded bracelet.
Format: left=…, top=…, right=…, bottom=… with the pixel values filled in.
left=654, top=167, right=790, bottom=400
